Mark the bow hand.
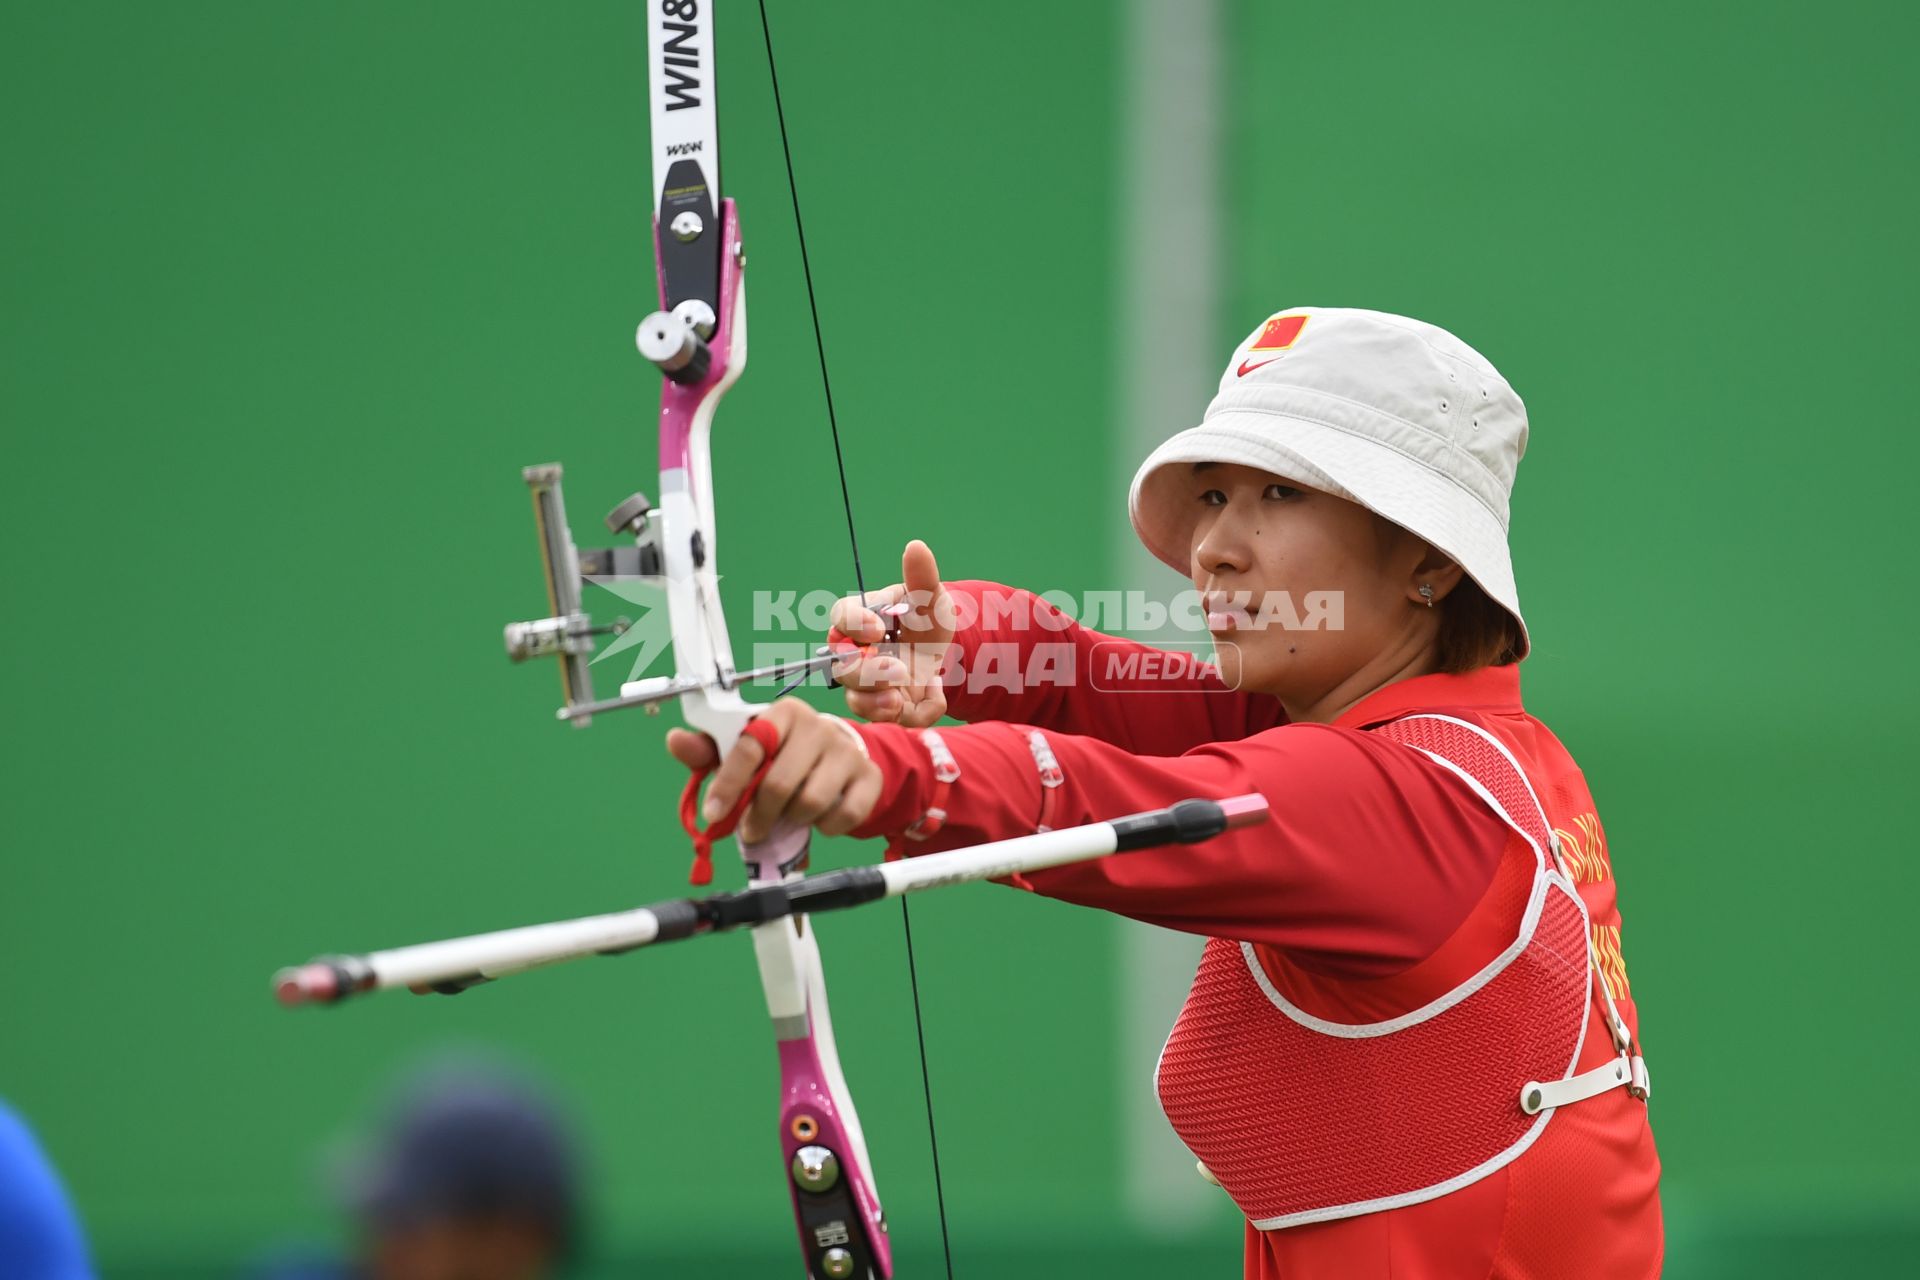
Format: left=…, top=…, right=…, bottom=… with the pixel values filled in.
left=671, top=700, right=883, bottom=846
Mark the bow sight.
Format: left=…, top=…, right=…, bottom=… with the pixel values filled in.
left=500, top=463, right=846, bottom=727
left=499, top=464, right=650, bottom=726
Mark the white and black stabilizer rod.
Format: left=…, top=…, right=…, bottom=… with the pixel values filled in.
left=274, top=794, right=1268, bottom=1007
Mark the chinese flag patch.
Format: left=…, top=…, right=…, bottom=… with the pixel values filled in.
left=1250, top=314, right=1309, bottom=351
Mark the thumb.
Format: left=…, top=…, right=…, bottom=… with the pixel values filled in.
left=900, top=539, right=948, bottom=633
left=665, top=727, right=720, bottom=772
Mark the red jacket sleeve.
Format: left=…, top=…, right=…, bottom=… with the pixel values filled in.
left=852, top=716, right=1511, bottom=981
left=935, top=580, right=1286, bottom=754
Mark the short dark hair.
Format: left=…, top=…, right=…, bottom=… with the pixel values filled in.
left=1435, top=575, right=1524, bottom=673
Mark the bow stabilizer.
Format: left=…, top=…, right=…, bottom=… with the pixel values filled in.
left=275, top=795, right=1272, bottom=1001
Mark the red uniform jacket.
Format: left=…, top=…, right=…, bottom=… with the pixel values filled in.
left=850, top=584, right=1662, bottom=1278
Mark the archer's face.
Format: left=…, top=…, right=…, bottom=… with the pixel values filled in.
left=1183, top=463, right=1424, bottom=709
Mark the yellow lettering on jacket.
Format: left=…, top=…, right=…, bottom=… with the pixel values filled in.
left=1554, top=812, right=1632, bottom=998
left=1590, top=923, right=1632, bottom=999
left=1553, top=812, right=1611, bottom=884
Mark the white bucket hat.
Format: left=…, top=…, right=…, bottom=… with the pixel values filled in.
left=1129, top=305, right=1532, bottom=658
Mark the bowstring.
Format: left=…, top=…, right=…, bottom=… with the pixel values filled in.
left=755, top=4, right=956, bottom=1277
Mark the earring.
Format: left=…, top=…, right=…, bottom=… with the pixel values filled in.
left=1418, top=583, right=1434, bottom=608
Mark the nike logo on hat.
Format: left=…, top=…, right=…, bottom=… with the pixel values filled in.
left=1236, top=313, right=1309, bottom=377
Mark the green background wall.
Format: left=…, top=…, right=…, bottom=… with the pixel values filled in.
left=2, top=2, right=1911, bottom=1276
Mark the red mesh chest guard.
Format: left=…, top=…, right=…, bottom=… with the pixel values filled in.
left=1154, top=714, right=1611, bottom=1229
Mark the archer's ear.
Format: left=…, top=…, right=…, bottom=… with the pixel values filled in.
left=1409, top=547, right=1467, bottom=607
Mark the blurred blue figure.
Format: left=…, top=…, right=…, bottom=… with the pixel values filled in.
left=0, top=1100, right=94, bottom=1279
left=251, top=1066, right=581, bottom=1280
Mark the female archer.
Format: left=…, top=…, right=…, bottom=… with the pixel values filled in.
left=669, top=306, right=1662, bottom=1278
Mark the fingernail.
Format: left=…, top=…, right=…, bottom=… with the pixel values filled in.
left=703, top=797, right=723, bottom=822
